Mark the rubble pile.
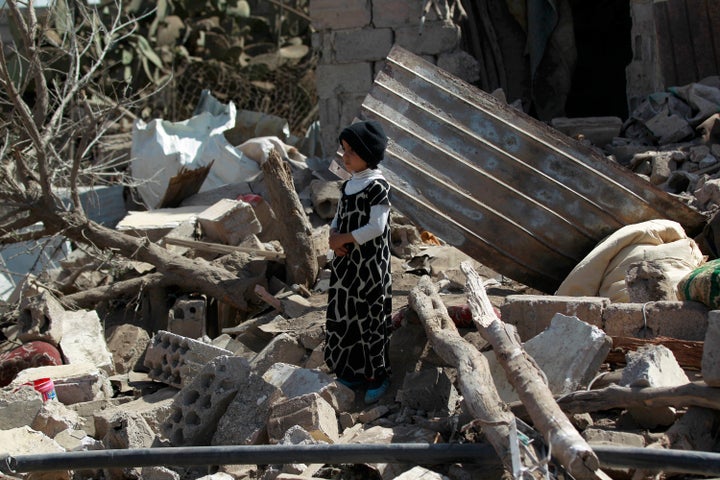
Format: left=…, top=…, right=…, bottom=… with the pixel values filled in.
left=3, top=80, right=720, bottom=479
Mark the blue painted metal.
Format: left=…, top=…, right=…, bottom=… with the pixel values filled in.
left=360, top=45, right=707, bottom=293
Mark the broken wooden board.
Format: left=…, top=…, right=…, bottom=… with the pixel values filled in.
left=359, top=45, right=707, bottom=293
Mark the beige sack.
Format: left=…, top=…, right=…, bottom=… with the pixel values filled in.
left=556, top=219, right=705, bottom=303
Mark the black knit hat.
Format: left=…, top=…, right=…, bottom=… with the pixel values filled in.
left=339, top=120, right=387, bottom=168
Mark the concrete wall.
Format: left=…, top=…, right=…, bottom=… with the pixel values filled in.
left=309, top=0, right=478, bottom=160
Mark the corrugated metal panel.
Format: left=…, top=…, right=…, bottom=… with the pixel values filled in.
left=359, top=45, right=707, bottom=293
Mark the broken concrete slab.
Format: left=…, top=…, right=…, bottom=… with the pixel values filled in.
left=603, top=301, right=708, bottom=340
left=501, top=295, right=709, bottom=342
left=106, top=324, right=151, bottom=375
left=0, top=426, right=70, bottom=480
left=500, top=295, right=608, bottom=340
left=620, top=344, right=690, bottom=428
left=396, top=367, right=459, bottom=416
left=486, top=313, right=611, bottom=403
left=115, top=206, right=207, bottom=242
left=59, top=308, right=114, bottom=375
left=197, top=198, right=261, bottom=246
left=31, top=399, right=83, bottom=438
left=0, top=384, right=44, bottom=430
left=11, top=363, right=113, bottom=405
left=266, top=392, right=339, bottom=444
left=94, top=386, right=177, bottom=438
left=262, top=363, right=355, bottom=412
left=250, top=332, right=307, bottom=374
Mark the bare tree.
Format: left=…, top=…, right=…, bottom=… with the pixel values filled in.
left=0, top=0, right=259, bottom=313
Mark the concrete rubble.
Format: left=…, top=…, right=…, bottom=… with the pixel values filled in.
left=4, top=83, right=720, bottom=480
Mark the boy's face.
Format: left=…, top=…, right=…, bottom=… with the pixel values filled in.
left=340, top=139, right=368, bottom=173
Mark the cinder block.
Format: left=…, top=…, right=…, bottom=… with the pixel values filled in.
left=143, top=330, right=232, bottom=388
left=310, top=0, right=370, bottom=30
left=372, top=0, right=428, bottom=28
left=602, top=301, right=708, bottom=340
left=315, top=63, right=373, bottom=99
left=500, top=295, right=608, bottom=341
left=162, top=356, right=252, bottom=446
left=167, top=295, right=207, bottom=340
left=331, top=28, right=393, bottom=63
left=212, top=373, right=278, bottom=446
left=394, top=20, right=460, bottom=56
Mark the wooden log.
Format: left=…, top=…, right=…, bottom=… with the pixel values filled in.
left=261, top=148, right=318, bottom=288
left=461, top=261, right=610, bottom=480
left=537, top=382, right=720, bottom=415
left=254, top=284, right=284, bottom=312
left=162, top=237, right=285, bottom=261
left=409, top=276, right=514, bottom=469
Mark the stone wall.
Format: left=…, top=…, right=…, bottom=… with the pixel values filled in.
left=309, top=0, right=479, bottom=159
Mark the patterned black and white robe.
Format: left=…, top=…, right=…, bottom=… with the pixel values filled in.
left=324, top=178, right=392, bottom=383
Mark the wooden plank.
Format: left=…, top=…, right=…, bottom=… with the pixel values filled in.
left=162, top=236, right=285, bottom=261
left=654, top=1, right=678, bottom=86
left=686, top=0, right=717, bottom=79
left=665, top=0, right=696, bottom=86
left=605, top=335, right=703, bottom=370
left=708, top=0, right=720, bottom=74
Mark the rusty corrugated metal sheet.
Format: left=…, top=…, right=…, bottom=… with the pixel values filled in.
left=359, top=45, right=707, bottom=293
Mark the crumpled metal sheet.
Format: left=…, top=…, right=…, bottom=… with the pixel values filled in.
left=359, top=45, right=707, bottom=293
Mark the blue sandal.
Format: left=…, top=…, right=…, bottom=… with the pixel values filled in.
left=364, top=378, right=390, bottom=404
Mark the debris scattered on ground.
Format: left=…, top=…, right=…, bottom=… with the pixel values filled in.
left=5, top=69, right=720, bottom=480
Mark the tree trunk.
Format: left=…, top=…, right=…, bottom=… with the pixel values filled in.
left=34, top=209, right=257, bottom=312
left=62, top=272, right=167, bottom=308
left=261, top=148, right=318, bottom=288
left=409, top=276, right=514, bottom=469
left=461, top=262, right=609, bottom=480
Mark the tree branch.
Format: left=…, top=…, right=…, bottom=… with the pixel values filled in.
left=462, top=261, right=608, bottom=480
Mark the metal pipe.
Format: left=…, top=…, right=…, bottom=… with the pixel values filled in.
left=1, top=443, right=499, bottom=473
left=4, top=443, right=720, bottom=476
left=593, top=445, right=720, bottom=476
